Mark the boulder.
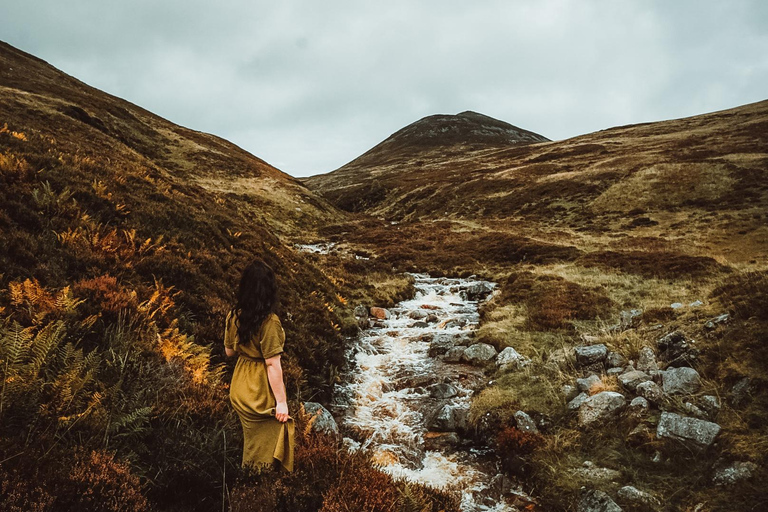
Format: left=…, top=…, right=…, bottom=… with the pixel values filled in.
left=431, top=404, right=469, bottom=432
left=496, top=346, right=529, bottom=371
left=354, top=304, right=369, bottom=318
left=575, top=344, right=608, bottom=366
left=466, top=281, right=494, bottom=301
left=370, top=307, right=391, bottom=320
left=636, top=381, right=664, bottom=404
left=605, top=351, right=627, bottom=369
left=563, top=384, right=579, bottom=402
left=568, top=392, right=590, bottom=411
left=618, top=370, right=651, bottom=392
left=428, top=334, right=456, bottom=357
left=628, top=397, right=649, bottom=420
left=699, top=395, right=721, bottom=419
left=428, top=383, right=458, bottom=399
left=617, top=486, right=661, bottom=510
left=423, top=432, right=461, bottom=451
left=579, top=391, right=627, bottom=427
left=661, top=367, right=702, bottom=395
left=461, top=343, right=498, bottom=364
left=577, top=374, right=602, bottom=392
left=682, top=401, right=707, bottom=419
left=656, top=412, right=721, bottom=448
left=514, top=411, right=539, bottom=434
left=303, top=402, right=340, bottom=438
left=713, top=461, right=758, bottom=486
left=578, top=489, right=622, bottom=512
left=408, top=309, right=429, bottom=320
left=443, top=346, right=465, bottom=363
left=637, top=346, right=659, bottom=372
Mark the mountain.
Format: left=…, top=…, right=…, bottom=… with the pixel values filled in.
left=303, top=111, right=549, bottom=212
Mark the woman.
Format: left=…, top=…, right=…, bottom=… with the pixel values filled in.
left=224, top=260, right=294, bottom=472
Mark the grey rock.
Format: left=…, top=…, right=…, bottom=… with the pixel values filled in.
left=699, top=395, right=721, bottom=419
left=428, top=334, right=456, bottom=357
left=411, top=321, right=429, bottom=328
left=579, top=391, right=627, bottom=427
left=730, top=377, right=752, bottom=407
left=662, top=367, right=702, bottom=395
left=514, top=411, right=539, bottom=434
left=431, top=404, right=470, bottom=432
left=443, top=346, right=465, bottom=363
left=619, top=308, right=643, bottom=329
left=713, top=461, right=758, bottom=486
left=689, top=300, right=704, bottom=307
left=627, top=424, right=653, bottom=445
left=637, top=346, right=659, bottom=372
left=423, top=432, right=461, bottom=450
left=704, top=313, right=730, bottom=330
left=683, top=401, right=707, bottom=419
left=466, top=281, right=494, bottom=301
left=607, top=367, right=624, bottom=376
left=563, top=384, right=579, bottom=402
left=657, top=331, right=699, bottom=366
left=426, top=313, right=439, bottom=323
left=671, top=302, right=684, bottom=309
left=605, top=351, right=627, bottom=369
left=656, top=411, right=721, bottom=448
left=408, top=309, right=429, bottom=320
left=617, top=486, right=661, bottom=509
left=578, top=489, right=623, bottom=512
left=303, top=402, right=340, bottom=438
left=572, top=465, right=622, bottom=484
left=496, top=346, right=529, bottom=371
left=629, top=396, right=649, bottom=416
left=577, top=374, right=602, bottom=392
left=354, top=304, right=369, bottom=318
left=619, top=370, right=652, bottom=392
left=575, top=344, right=608, bottom=366
left=636, top=381, right=664, bottom=404
left=428, top=383, right=458, bottom=399
left=568, top=392, right=590, bottom=411
left=461, top=343, right=498, bottom=364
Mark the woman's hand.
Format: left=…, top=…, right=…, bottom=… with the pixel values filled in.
left=275, top=401, right=289, bottom=423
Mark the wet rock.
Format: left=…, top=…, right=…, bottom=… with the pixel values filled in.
left=699, top=395, right=721, bottom=419
left=704, top=313, right=729, bottom=330
left=619, top=370, right=651, bottom=392
left=514, top=411, right=539, bottom=434
left=431, top=403, right=469, bottom=432
left=579, top=391, right=627, bottom=427
left=605, top=351, right=627, bottom=369
left=426, top=313, right=439, bottom=323
left=441, top=318, right=467, bottom=329
left=575, top=344, right=608, bottom=366
left=713, top=461, right=757, bottom=486
left=461, top=343, right=497, bottom=364
left=423, top=431, right=461, bottom=450
left=661, top=367, right=702, bottom=395
left=354, top=304, right=369, bottom=318
left=411, top=321, right=429, bottom=328
left=408, top=309, right=429, bottom=320
left=370, top=307, right=391, bottom=320
left=578, top=489, right=622, bottom=512
left=730, top=377, right=752, bottom=407
left=428, top=334, right=456, bottom=356
left=568, top=392, right=589, bottom=411
left=563, top=384, right=579, bottom=402
left=637, top=346, right=659, bottom=373
left=657, top=412, right=721, bottom=448
left=428, top=382, right=458, bottom=399
left=303, top=402, right=340, bottom=438
left=496, top=346, right=529, bottom=371
left=636, top=381, right=664, bottom=404
left=617, top=486, right=661, bottom=510
left=577, top=374, right=602, bottom=392
left=443, top=346, right=465, bottom=362
left=466, top=281, right=494, bottom=300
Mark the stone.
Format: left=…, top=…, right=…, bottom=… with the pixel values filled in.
left=408, top=309, right=429, bottom=320
left=428, top=334, right=456, bottom=357
left=428, top=382, right=458, bottom=399
left=628, top=396, right=649, bottom=418
left=618, top=370, right=651, bottom=392
left=607, top=367, right=624, bottom=376
left=572, top=465, right=622, bottom=484
left=636, top=381, right=664, bottom=404
left=637, top=346, right=659, bottom=372
left=656, top=412, right=721, bottom=448
left=354, top=304, right=369, bottom=318
left=575, top=344, right=608, bottom=366
left=704, top=313, right=730, bottom=330
left=683, top=401, right=707, bottom=419
left=713, top=461, right=758, bottom=486
left=689, top=300, right=704, bottom=307
left=578, top=489, right=622, bottom=512
left=699, top=395, right=721, bottom=419
left=730, top=377, right=752, bottom=406
left=514, top=411, right=539, bottom=434
left=661, top=367, right=702, bottom=395
left=577, top=374, right=602, bottom=392
left=431, top=404, right=469, bottom=432
left=369, top=306, right=391, bottom=320
left=303, top=402, right=340, bottom=438
left=423, top=432, right=461, bottom=450
left=579, top=391, right=627, bottom=427
left=466, top=281, right=494, bottom=301
left=461, top=343, right=498, bottom=364
left=443, top=346, right=465, bottom=363
left=657, top=331, right=698, bottom=366
left=626, top=424, right=653, bottom=446
left=619, top=309, right=643, bottom=329
left=617, top=486, right=661, bottom=510
left=605, top=351, right=627, bottom=369
left=568, top=392, right=589, bottom=411
left=496, top=346, right=529, bottom=371
left=671, top=302, right=684, bottom=309
left=563, top=384, right=579, bottom=402
left=426, top=313, right=439, bottom=323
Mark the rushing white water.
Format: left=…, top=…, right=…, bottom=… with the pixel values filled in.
left=334, top=274, right=526, bottom=511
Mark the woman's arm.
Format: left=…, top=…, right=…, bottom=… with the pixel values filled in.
left=225, top=347, right=237, bottom=358
left=265, top=355, right=289, bottom=422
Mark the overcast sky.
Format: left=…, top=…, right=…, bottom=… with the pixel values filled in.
left=2, top=1, right=766, bottom=177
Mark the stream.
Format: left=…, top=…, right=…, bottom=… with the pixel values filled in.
left=333, top=274, right=529, bottom=511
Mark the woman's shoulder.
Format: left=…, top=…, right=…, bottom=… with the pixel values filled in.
left=266, top=313, right=281, bottom=325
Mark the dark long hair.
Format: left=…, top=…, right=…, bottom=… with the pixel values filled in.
left=234, top=260, right=277, bottom=345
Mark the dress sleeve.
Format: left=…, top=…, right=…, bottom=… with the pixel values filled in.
left=224, top=311, right=237, bottom=350
left=260, top=314, right=285, bottom=359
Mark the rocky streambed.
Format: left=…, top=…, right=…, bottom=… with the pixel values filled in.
left=332, top=274, right=534, bottom=511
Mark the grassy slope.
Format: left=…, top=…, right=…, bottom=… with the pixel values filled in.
left=0, top=42, right=455, bottom=512
left=305, top=102, right=768, bottom=511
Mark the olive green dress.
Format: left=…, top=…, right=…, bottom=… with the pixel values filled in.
left=225, top=311, right=294, bottom=472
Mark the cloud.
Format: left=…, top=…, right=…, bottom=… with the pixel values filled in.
left=1, top=0, right=766, bottom=176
